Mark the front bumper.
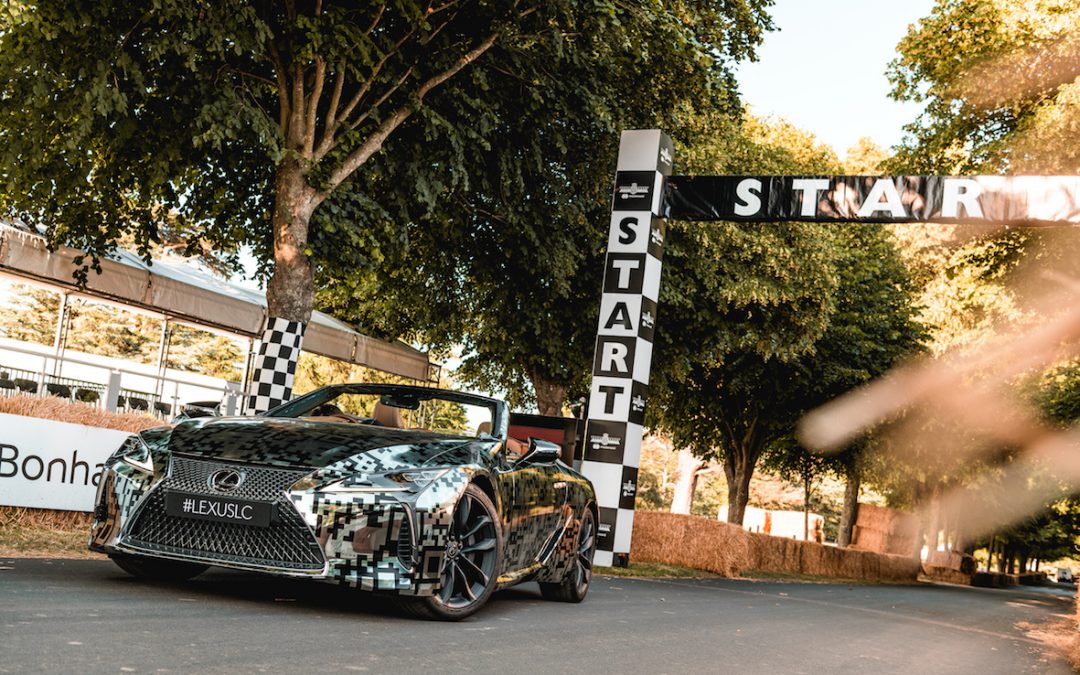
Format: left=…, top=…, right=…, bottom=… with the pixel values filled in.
left=90, top=456, right=468, bottom=596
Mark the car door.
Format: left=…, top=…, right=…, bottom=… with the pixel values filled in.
left=497, top=446, right=559, bottom=574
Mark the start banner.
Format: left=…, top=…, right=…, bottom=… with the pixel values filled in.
left=665, top=175, right=1080, bottom=225
left=0, top=413, right=130, bottom=512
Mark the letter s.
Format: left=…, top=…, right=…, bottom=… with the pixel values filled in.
left=735, top=179, right=762, bottom=216
left=618, top=217, right=639, bottom=245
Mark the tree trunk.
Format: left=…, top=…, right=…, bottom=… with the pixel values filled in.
left=986, top=536, right=995, bottom=572
left=926, top=484, right=942, bottom=559
left=723, top=455, right=755, bottom=526
left=530, top=374, right=568, bottom=417
left=246, top=158, right=320, bottom=414
left=803, top=471, right=811, bottom=542
left=671, top=448, right=704, bottom=515
left=837, top=466, right=861, bottom=548
left=266, top=158, right=318, bottom=323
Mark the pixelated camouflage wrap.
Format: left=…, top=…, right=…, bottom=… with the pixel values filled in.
left=90, top=414, right=595, bottom=597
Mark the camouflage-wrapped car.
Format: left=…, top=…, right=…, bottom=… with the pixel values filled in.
left=90, top=384, right=597, bottom=620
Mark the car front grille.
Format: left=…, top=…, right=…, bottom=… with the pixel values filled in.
left=124, top=456, right=325, bottom=572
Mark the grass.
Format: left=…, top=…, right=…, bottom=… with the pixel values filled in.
left=0, top=507, right=101, bottom=559
left=595, top=561, right=721, bottom=579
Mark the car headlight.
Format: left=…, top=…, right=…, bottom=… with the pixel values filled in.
left=107, top=435, right=153, bottom=473
left=318, top=468, right=450, bottom=494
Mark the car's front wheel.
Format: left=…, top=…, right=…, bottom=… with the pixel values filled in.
left=110, top=554, right=208, bottom=582
left=539, top=506, right=596, bottom=603
left=398, top=484, right=502, bottom=621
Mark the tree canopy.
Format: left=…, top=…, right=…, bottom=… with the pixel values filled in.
left=312, top=12, right=778, bottom=413
left=888, top=0, right=1080, bottom=174
left=0, top=1, right=774, bottom=321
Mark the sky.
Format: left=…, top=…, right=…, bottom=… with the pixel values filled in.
left=735, top=0, right=937, bottom=158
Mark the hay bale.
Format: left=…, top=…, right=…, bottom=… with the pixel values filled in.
left=630, top=511, right=921, bottom=583
left=850, top=503, right=919, bottom=556
left=631, top=512, right=749, bottom=577
left=0, top=394, right=159, bottom=433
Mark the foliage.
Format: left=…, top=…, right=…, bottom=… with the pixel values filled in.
left=887, top=0, right=1080, bottom=174
left=293, top=352, right=467, bottom=431
left=655, top=220, right=925, bottom=523
left=165, top=324, right=245, bottom=382
left=843, top=137, right=890, bottom=174
left=0, top=281, right=244, bottom=379
left=316, top=9, right=778, bottom=412
left=0, top=283, right=58, bottom=345
left=0, top=0, right=776, bottom=329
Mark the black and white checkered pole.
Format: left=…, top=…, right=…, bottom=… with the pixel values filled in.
left=245, top=316, right=306, bottom=414
left=582, top=129, right=672, bottom=568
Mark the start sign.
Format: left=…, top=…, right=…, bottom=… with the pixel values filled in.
left=666, top=175, right=1080, bottom=226
left=581, top=129, right=1080, bottom=568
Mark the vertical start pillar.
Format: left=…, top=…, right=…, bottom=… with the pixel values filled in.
left=582, top=129, right=672, bottom=567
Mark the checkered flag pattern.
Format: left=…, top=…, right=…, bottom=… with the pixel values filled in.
left=245, top=317, right=307, bottom=415
left=581, top=130, right=673, bottom=568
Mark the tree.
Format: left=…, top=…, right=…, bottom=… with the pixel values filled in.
left=316, top=12, right=777, bottom=414
left=0, top=284, right=58, bottom=345
left=645, top=118, right=841, bottom=525
left=0, top=281, right=245, bottom=378
left=0, top=1, right=776, bottom=410
left=658, top=222, right=926, bottom=526
left=843, top=137, right=890, bottom=174
left=761, top=438, right=830, bottom=541
left=887, top=0, right=1080, bottom=174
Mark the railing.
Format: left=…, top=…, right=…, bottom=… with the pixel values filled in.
left=0, top=341, right=242, bottom=419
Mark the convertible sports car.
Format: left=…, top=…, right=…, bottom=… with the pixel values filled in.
left=89, top=384, right=597, bottom=620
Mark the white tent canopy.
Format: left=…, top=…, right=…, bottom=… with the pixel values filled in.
left=0, top=223, right=430, bottom=381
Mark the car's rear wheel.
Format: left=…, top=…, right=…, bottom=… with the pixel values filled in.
left=398, top=484, right=502, bottom=621
left=539, top=507, right=595, bottom=603
left=110, top=554, right=208, bottom=582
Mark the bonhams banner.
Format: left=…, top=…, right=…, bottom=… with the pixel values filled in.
left=666, top=175, right=1080, bottom=225
left=0, top=413, right=128, bottom=512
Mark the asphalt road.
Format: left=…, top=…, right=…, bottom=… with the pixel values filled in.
left=1, top=558, right=1075, bottom=674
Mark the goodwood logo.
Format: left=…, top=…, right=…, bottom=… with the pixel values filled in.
left=589, top=432, right=621, bottom=450
left=617, top=183, right=649, bottom=200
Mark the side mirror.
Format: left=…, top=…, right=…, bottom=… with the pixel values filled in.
left=519, top=438, right=561, bottom=465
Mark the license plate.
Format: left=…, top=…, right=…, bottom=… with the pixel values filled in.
left=164, top=491, right=274, bottom=528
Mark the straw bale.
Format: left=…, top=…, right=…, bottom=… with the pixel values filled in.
left=0, top=394, right=159, bottom=433
left=922, top=564, right=973, bottom=585
left=632, top=511, right=920, bottom=582
left=850, top=503, right=918, bottom=555
left=631, top=511, right=749, bottom=576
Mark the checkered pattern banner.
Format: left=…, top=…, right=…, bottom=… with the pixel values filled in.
left=245, top=317, right=306, bottom=415
left=582, top=129, right=672, bottom=568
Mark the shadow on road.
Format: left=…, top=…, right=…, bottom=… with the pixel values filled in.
left=96, top=563, right=545, bottom=621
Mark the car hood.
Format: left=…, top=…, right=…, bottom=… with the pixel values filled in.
left=154, top=417, right=488, bottom=470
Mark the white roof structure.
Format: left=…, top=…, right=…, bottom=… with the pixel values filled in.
left=0, top=223, right=430, bottom=381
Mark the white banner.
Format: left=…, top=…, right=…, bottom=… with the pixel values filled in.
left=0, top=413, right=131, bottom=512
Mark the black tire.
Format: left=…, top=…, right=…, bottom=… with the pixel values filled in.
left=110, top=554, right=208, bottom=582
left=397, top=484, right=502, bottom=621
left=539, top=507, right=596, bottom=603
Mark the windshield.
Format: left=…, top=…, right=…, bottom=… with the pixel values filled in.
left=264, top=384, right=503, bottom=438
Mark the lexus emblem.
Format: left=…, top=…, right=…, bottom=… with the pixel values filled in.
left=208, top=469, right=244, bottom=492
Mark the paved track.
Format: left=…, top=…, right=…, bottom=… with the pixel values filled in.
left=1, top=558, right=1074, bottom=674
